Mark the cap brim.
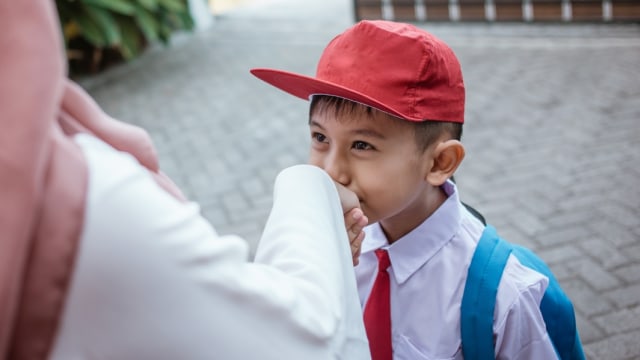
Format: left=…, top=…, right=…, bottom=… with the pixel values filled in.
left=250, top=68, right=417, bottom=121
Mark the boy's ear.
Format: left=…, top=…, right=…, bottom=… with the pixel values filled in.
left=426, top=140, right=465, bottom=186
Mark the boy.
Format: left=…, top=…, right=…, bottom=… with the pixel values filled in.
left=252, top=20, right=559, bottom=359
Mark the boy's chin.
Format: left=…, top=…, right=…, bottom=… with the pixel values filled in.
left=362, top=211, right=376, bottom=225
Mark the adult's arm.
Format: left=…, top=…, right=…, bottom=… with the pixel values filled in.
left=254, top=165, right=370, bottom=358
left=50, top=135, right=369, bottom=359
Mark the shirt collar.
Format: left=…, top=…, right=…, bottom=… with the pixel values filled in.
left=361, top=180, right=462, bottom=284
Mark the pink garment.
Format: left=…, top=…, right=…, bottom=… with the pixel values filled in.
left=0, top=1, right=183, bottom=358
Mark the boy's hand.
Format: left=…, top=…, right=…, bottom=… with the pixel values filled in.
left=344, top=208, right=367, bottom=266
left=333, top=181, right=368, bottom=266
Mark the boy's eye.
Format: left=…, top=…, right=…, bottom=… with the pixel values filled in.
left=312, top=132, right=327, bottom=143
left=352, top=141, right=373, bottom=150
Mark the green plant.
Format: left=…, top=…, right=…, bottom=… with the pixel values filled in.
left=56, top=0, right=195, bottom=73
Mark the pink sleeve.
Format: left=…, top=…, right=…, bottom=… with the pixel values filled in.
left=0, top=0, right=68, bottom=355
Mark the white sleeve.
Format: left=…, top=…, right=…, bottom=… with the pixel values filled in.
left=494, top=256, right=559, bottom=360
left=50, top=134, right=370, bottom=360
left=254, top=165, right=370, bottom=359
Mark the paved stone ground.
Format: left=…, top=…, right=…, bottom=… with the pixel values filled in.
left=78, top=0, right=640, bottom=358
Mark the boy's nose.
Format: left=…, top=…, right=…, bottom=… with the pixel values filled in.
left=324, top=153, right=350, bottom=186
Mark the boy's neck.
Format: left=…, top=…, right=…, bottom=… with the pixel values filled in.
left=379, top=185, right=448, bottom=244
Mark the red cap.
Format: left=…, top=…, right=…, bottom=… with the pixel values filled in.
left=251, top=20, right=465, bottom=123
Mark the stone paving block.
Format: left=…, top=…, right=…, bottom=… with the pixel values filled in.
left=561, top=257, right=622, bottom=292
left=538, top=225, right=593, bottom=247
left=492, top=224, right=534, bottom=248
left=585, top=330, right=640, bottom=360
left=537, top=245, right=583, bottom=266
left=507, top=207, right=548, bottom=238
left=561, top=277, right=615, bottom=317
left=614, top=263, right=640, bottom=283
left=215, top=221, right=264, bottom=256
left=227, top=205, right=269, bottom=226
left=202, top=158, right=231, bottom=177
left=221, top=192, right=251, bottom=215
left=252, top=192, right=273, bottom=206
left=598, top=203, right=640, bottom=229
left=569, top=167, right=627, bottom=197
left=200, top=202, right=228, bottom=225
left=514, top=191, right=559, bottom=220
left=240, top=178, right=267, bottom=199
left=587, top=218, right=640, bottom=248
left=575, top=311, right=605, bottom=344
left=579, top=238, right=633, bottom=270
left=557, top=192, right=614, bottom=215
left=554, top=269, right=578, bottom=285
left=622, top=243, right=640, bottom=262
left=194, top=176, right=238, bottom=200
left=606, top=283, right=640, bottom=309
left=593, top=305, right=640, bottom=335
left=543, top=208, right=598, bottom=230
left=610, top=185, right=640, bottom=213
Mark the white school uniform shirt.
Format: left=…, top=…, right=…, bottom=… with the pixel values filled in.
left=355, top=180, right=558, bottom=360
left=50, top=134, right=370, bottom=360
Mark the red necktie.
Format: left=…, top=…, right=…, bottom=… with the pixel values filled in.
left=364, top=249, right=392, bottom=360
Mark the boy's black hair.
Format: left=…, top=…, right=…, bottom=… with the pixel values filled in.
left=309, top=95, right=462, bottom=151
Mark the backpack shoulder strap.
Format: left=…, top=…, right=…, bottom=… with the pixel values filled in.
left=460, top=225, right=512, bottom=360
left=461, top=226, right=586, bottom=360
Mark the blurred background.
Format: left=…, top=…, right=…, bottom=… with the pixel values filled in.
left=59, top=0, right=639, bottom=358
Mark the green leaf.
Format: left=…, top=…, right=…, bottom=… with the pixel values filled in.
left=82, top=0, right=136, bottom=15
left=55, top=1, right=77, bottom=25
left=57, top=0, right=193, bottom=63
left=157, top=6, right=192, bottom=30
left=158, top=24, right=172, bottom=44
left=56, top=1, right=82, bottom=43
left=115, top=16, right=142, bottom=59
left=177, top=10, right=194, bottom=30
left=74, top=9, right=107, bottom=47
left=157, top=0, right=186, bottom=12
left=134, top=7, right=160, bottom=42
left=138, top=0, right=159, bottom=11
left=84, top=4, right=121, bottom=46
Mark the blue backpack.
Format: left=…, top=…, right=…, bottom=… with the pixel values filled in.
left=460, top=224, right=586, bottom=360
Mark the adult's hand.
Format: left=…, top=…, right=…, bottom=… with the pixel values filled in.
left=334, top=182, right=368, bottom=266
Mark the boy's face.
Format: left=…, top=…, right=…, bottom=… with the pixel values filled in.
left=309, top=105, right=436, bottom=229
